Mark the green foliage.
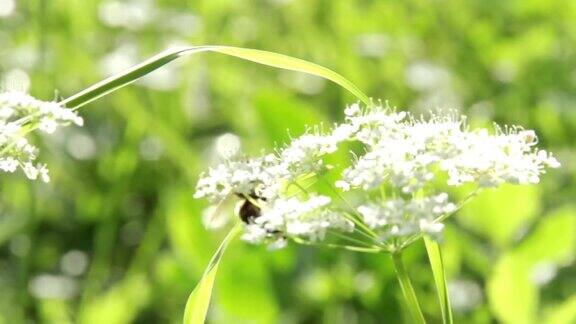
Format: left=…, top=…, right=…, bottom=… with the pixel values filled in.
left=424, top=238, right=453, bottom=324
left=488, top=254, right=538, bottom=324
left=487, top=207, right=576, bottom=324
left=183, top=225, right=240, bottom=324
left=0, top=0, right=574, bottom=323
left=79, top=274, right=152, bottom=324
left=457, top=185, right=541, bottom=248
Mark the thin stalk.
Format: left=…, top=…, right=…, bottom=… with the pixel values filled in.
left=285, top=178, right=318, bottom=199
left=327, top=229, right=383, bottom=250
left=287, top=179, right=381, bottom=246
left=392, top=252, right=426, bottom=324
left=379, top=185, right=387, bottom=200
left=435, top=189, right=480, bottom=223
left=319, top=177, right=380, bottom=240
left=343, top=212, right=386, bottom=245
left=291, top=181, right=310, bottom=198
left=292, top=237, right=381, bottom=253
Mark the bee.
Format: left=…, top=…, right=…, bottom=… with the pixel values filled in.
left=235, top=189, right=284, bottom=238
left=235, top=191, right=266, bottom=224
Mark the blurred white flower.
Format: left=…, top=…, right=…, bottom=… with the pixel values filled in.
left=139, top=136, right=163, bottom=161
left=530, top=262, right=558, bottom=286
left=0, top=91, right=83, bottom=182
left=29, top=274, right=77, bottom=300
left=279, top=71, right=326, bottom=95
left=406, top=61, right=450, bottom=92
left=67, top=132, right=97, bottom=160
left=0, top=0, right=15, bottom=18
left=448, top=279, right=483, bottom=312
left=214, top=133, right=241, bottom=160
left=98, top=0, right=153, bottom=30
left=354, top=33, right=390, bottom=58
left=60, top=250, right=89, bottom=277
left=1, top=68, right=30, bottom=92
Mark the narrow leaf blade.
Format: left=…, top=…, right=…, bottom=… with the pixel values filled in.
left=208, top=46, right=369, bottom=104
left=61, top=45, right=369, bottom=109
left=424, top=237, right=454, bottom=324
left=183, top=225, right=241, bottom=324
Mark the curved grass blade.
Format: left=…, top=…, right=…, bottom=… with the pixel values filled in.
left=183, top=224, right=241, bottom=324
left=424, top=237, right=453, bottom=324
left=391, top=252, right=426, bottom=324
left=61, top=45, right=369, bottom=109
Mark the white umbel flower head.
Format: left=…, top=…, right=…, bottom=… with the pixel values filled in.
left=195, top=101, right=559, bottom=250
left=0, top=91, right=84, bottom=182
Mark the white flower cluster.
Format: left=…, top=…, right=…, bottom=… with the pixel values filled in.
left=358, top=193, right=455, bottom=241
left=194, top=129, right=343, bottom=204
left=335, top=103, right=559, bottom=242
left=242, top=195, right=354, bottom=248
left=280, top=131, right=340, bottom=176
left=194, top=154, right=280, bottom=203
left=0, top=91, right=84, bottom=182
left=194, top=102, right=560, bottom=249
left=337, top=104, right=560, bottom=193
left=194, top=129, right=351, bottom=248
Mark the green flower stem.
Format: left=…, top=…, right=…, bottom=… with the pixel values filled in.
left=319, top=177, right=381, bottom=241
left=392, top=252, right=427, bottom=324
left=327, top=229, right=383, bottom=250
left=292, top=237, right=382, bottom=253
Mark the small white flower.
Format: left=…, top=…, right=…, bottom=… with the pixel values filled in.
left=22, top=162, right=39, bottom=180
left=38, top=164, right=50, bottom=183
left=419, top=219, right=445, bottom=240
left=0, top=157, right=18, bottom=172
left=39, top=118, right=59, bottom=134
left=344, top=103, right=361, bottom=117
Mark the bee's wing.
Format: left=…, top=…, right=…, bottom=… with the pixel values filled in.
left=203, top=193, right=237, bottom=229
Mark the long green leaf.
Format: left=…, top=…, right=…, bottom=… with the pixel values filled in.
left=424, top=237, right=453, bottom=324
left=391, top=252, right=426, bottom=324
left=61, top=46, right=369, bottom=109
left=183, top=225, right=241, bottom=324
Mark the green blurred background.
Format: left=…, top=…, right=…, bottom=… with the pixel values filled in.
left=1, top=0, right=575, bottom=323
